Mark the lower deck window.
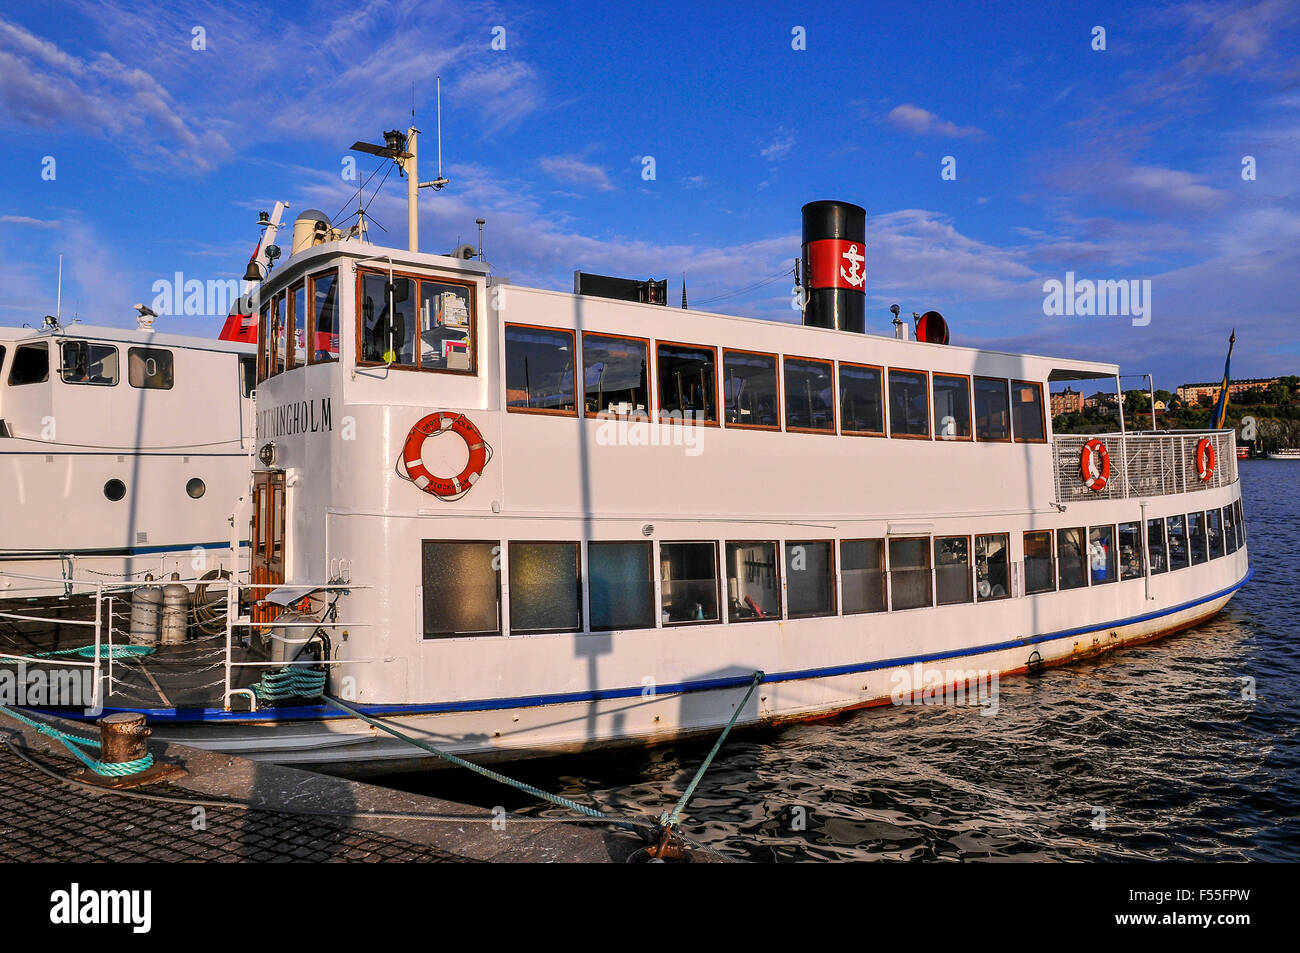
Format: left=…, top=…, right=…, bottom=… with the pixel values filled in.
left=1119, top=521, right=1143, bottom=579
left=1146, top=518, right=1168, bottom=574
left=934, top=536, right=972, bottom=604
left=1207, top=509, right=1224, bottom=559
left=588, top=542, right=654, bottom=630
left=1089, top=525, right=1117, bottom=584
left=841, top=539, right=886, bottom=613
left=660, top=542, right=719, bottom=624
left=1222, top=505, right=1238, bottom=555
left=1167, top=515, right=1190, bottom=569
left=976, top=533, right=1010, bottom=600
left=726, top=541, right=780, bottom=621
left=1024, top=531, right=1055, bottom=593
left=509, top=542, right=581, bottom=633
left=421, top=541, right=500, bottom=637
left=785, top=540, right=834, bottom=617
left=1188, top=512, right=1208, bottom=564
left=1234, top=499, right=1246, bottom=548
left=888, top=537, right=932, bottom=610
left=1057, top=527, right=1087, bottom=590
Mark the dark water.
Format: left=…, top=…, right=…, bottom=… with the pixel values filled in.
left=392, top=462, right=1300, bottom=861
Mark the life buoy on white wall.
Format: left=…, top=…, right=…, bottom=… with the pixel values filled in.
left=1080, top=438, right=1111, bottom=492
left=1195, top=437, right=1216, bottom=482
left=399, top=412, right=490, bottom=500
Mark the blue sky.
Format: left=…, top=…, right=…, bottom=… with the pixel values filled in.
left=2, top=0, right=1297, bottom=391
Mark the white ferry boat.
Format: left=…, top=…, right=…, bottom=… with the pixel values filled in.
left=0, top=131, right=1250, bottom=772
left=1265, top=449, right=1300, bottom=460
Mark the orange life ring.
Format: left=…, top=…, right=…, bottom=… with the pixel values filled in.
left=1080, top=438, right=1111, bottom=491
left=401, top=412, right=488, bottom=498
left=1195, top=438, right=1216, bottom=482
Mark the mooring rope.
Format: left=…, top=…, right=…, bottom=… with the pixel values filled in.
left=0, top=705, right=154, bottom=777
left=251, top=667, right=327, bottom=701
left=34, top=644, right=156, bottom=660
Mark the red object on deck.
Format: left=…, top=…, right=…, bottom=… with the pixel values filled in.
left=218, top=312, right=258, bottom=344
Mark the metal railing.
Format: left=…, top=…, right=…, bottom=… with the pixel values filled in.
left=1052, top=430, right=1237, bottom=503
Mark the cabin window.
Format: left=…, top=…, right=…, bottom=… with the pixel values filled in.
left=974, top=378, right=1011, bottom=441
left=1023, top=530, right=1055, bottom=594
left=888, top=537, right=932, bottom=610
left=722, top=350, right=779, bottom=429
left=1222, top=506, right=1237, bottom=555
left=128, top=348, right=174, bottom=389
left=7, top=343, right=48, bottom=386
left=419, top=280, right=474, bottom=371
left=657, top=343, right=716, bottom=424
left=841, top=539, right=886, bottom=613
left=509, top=541, right=582, bottom=633
left=59, top=342, right=118, bottom=386
left=309, top=270, right=340, bottom=363
left=931, top=374, right=972, bottom=440
left=421, top=541, right=500, bottom=638
left=1011, top=381, right=1046, bottom=442
left=1187, top=512, right=1208, bottom=564
left=839, top=363, right=885, bottom=435
left=934, top=536, right=972, bottom=604
left=976, top=533, right=1010, bottom=600
left=240, top=355, right=257, bottom=397
left=588, top=541, right=654, bottom=631
left=1234, top=499, right=1246, bottom=548
left=888, top=369, right=929, bottom=438
left=783, top=358, right=834, bottom=433
left=1118, top=521, right=1144, bottom=579
left=726, top=541, right=780, bottom=621
left=1088, top=525, right=1117, bottom=584
left=0, top=346, right=5, bottom=377
left=1167, top=515, right=1190, bottom=570
left=660, top=541, right=720, bottom=625
left=505, top=325, right=576, bottom=415
left=583, top=333, right=650, bottom=418
left=360, top=273, right=415, bottom=365
left=1056, top=527, right=1087, bottom=590
left=289, top=282, right=307, bottom=368
left=271, top=292, right=288, bottom=374
left=257, top=303, right=270, bottom=381
left=1146, top=518, right=1168, bottom=574
left=1207, top=509, right=1224, bottom=559
left=785, top=540, right=834, bottom=618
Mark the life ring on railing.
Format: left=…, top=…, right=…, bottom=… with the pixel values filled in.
left=1080, top=438, right=1111, bottom=491
left=400, top=412, right=489, bottom=499
left=1195, top=438, right=1216, bottom=482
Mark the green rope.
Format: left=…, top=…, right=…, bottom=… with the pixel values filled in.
left=323, top=695, right=645, bottom=833
left=660, top=670, right=764, bottom=830
left=35, top=644, right=155, bottom=660
left=251, top=667, right=327, bottom=701
left=0, top=704, right=154, bottom=777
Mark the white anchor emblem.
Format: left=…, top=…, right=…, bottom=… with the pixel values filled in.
left=839, top=244, right=865, bottom=287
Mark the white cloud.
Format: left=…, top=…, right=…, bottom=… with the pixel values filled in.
left=760, top=129, right=796, bottom=161
left=886, top=104, right=984, bottom=138
left=538, top=155, right=615, bottom=191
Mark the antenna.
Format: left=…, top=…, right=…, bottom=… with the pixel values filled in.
left=56, top=254, right=62, bottom=322
left=436, top=76, right=444, bottom=186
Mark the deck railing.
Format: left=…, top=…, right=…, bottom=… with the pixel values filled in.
left=1052, top=429, right=1237, bottom=503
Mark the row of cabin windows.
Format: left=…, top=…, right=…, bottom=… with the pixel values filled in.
left=420, top=506, right=1243, bottom=637
left=257, top=268, right=341, bottom=382
left=5, top=342, right=176, bottom=389
left=503, top=325, right=1047, bottom=441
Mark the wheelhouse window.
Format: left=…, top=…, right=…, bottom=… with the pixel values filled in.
left=584, top=332, right=649, bottom=418
left=509, top=542, right=582, bottom=634
left=1057, top=527, right=1087, bottom=590
left=976, top=533, right=1010, bottom=600
left=974, top=377, right=1011, bottom=441
left=785, top=540, right=834, bottom=617
left=1222, top=505, right=1238, bottom=555
left=257, top=303, right=270, bottom=381
left=726, top=541, right=780, bottom=621
left=841, top=539, right=886, bottom=613
left=783, top=358, right=834, bottom=433
left=360, top=273, right=415, bottom=365
left=1118, top=521, right=1144, bottom=580
left=722, top=350, right=779, bottom=429
left=271, top=291, right=288, bottom=374
left=839, top=362, right=885, bottom=435
left=505, top=325, right=576, bottom=415
left=934, top=536, right=972, bottom=605
left=419, top=279, right=474, bottom=371
left=588, top=542, right=654, bottom=631
left=240, top=355, right=256, bottom=397
left=1146, top=518, right=1168, bottom=574
left=1207, top=509, right=1224, bottom=559
left=1167, top=515, right=1190, bottom=570
left=1011, top=381, right=1046, bottom=442
left=1088, top=525, right=1117, bottom=584
left=128, top=347, right=174, bottom=389
left=888, top=537, right=932, bottom=610
left=421, top=541, right=500, bottom=638
left=59, top=342, right=118, bottom=385
left=8, top=343, right=48, bottom=386
left=1024, top=530, right=1055, bottom=594
left=1187, top=512, right=1208, bottom=564
left=932, top=374, right=972, bottom=440
left=289, top=282, right=307, bottom=368
left=888, top=369, right=929, bottom=438
left=309, top=269, right=340, bottom=363
left=660, top=541, right=720, bottom=625
left=657, top=342, right=716, bottom=424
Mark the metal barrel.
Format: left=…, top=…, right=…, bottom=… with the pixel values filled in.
left=801, top=200, right=867, bottom=332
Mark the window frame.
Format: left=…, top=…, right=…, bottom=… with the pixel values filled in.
left=581, top=330, right=653, bottom=420
left=784, top=539, right=837, bottom=618
left=838, top=361, right=887, bottom=437
left=7, top=342, right=49, bottom=387
left=1088, top=524, right=1119, bottom=585
left=1146, top=517, right=1168, bottom=575
left=721, top=348, right=782, bottom=431
left=307, top=268, right=341, bottom=365
left=655, top=340, right=720, bottom=427
left=725, top=539, right=783, bottom=622
left=504, top=322, right=579, bottom=418
left=781, top=355, right=836, bottom=435
left=1056, top=526, right=1088, bottom=590
left=420, top=539, right=502, bottom=639
left=127, top=346, right=175, bottom=391
left=354, top=266, right=479, bottom=375
left=59, top=341, right=119, bottom=387
left=1011, top=379, right=1048, bottom=443
left=931, top=372, right=973, bottom=441
left=887, top=535, right=934, bottom=610
left=257, top=302, right=270, bottom=383
left=934, top=534, right=974, bottom=605
left=587, top=540, right=656, bottom=632
left=1023, top=530, right=1056, bottom=594
left=887, top=367, right=932, bottom=440
left=1118, top=521, right=1145, bottom=580
left=507, top=540, right=584, bottom=635
left=840, top=538, right=887, bottom=614
left=975, top=532, right=1012, bottom=601
left=974, top=376, right=1012, bottom=443
left=286, top=280, right=306, bottom=372
left=659, top=540, right=722, bottom=627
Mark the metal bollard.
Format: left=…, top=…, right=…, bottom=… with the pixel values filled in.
left=97, top=712, right=151, bottom=766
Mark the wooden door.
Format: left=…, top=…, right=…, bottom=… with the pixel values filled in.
left=250, top=470, right=285, bottom=626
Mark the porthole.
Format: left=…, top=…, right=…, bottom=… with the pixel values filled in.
left=186, top=478, right=206, bottom=499
left=104, top=479, right=126, bottom=502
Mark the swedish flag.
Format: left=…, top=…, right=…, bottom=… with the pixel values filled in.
left=1210, top=329, right=1236, bottom=430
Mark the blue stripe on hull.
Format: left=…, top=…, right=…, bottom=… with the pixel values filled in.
left=46, top=566, right=1252, bottom=725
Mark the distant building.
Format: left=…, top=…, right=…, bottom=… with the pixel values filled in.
left=1176, top=377, right=1283, bottom=403
left=1050, top=387, right=1083, bottom=415
left=1084, top=392, right=1118, bottom=415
